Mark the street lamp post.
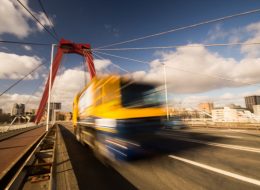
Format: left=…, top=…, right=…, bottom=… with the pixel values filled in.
left=163, top=63, right=169, bottom=120
left=46, top=44, right=56, bottom=131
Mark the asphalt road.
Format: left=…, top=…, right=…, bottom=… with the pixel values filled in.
left=59, top=122, right=260, bottom=190
left=58, top=123, right=137, bottom=190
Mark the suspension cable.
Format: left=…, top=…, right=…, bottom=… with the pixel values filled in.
left=93, top=50, right=260, bottom=88
left=94, top=41, right=260, bottom=51
left=16, top=0, right=59, bottom=42
left=0, top=63, right=45, bottom=97
left=0, top=40, right=52, bottom=46
left=96, top=8, right=260, bottom=49
left=92, top=51, right=130, bottom=73
left=37, top=0, right=60, bottom=40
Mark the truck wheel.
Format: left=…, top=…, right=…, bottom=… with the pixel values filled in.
left=94, top=139, right=109, bottom=165
left=94, top=137, right=116, bottom=164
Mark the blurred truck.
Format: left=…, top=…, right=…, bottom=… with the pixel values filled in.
left=73, top=75, right=166, bottom=160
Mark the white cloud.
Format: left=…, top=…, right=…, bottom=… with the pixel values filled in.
left=35, top=12, right=53, bottom=31
left=206, top=22, right=260, bottom=58
left=180, top=95, right=210, bottom=108
left=206, top=24, right=227, bottom=42
left=23, top=45, right=32, bottom=51
left=0, top=52, right=43, bottom=79
left=130, top=44, right=260, bottom=93
left=219, top=92, right=235, bottom=100
left=0, top=59, right=112, bottom=112
left=51, top=68, right=87, bottom=111
left=94, top=59, right=112, bottom=71
left=0, top=93, right=39, bottom=113
left=0, top=61, right=110, bottom=112
left=240, top=22, right=260, bottom=58
left=0, top=0, right=53, bottom=38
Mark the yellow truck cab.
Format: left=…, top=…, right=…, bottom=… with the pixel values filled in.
left=73, top=75, right=166, bottom=160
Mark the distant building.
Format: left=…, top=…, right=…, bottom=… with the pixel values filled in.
left=19, top=104, right=25, bottom=115
left=44, top=102, right=62, bottom=121
left=198, top=102, right=214, bottom=113
left=212, top=107, right=237, bottom=122
left=54, top=111, right=72, bottom=121
left=11, top=103, right=25, bottom=116
left=50, top=102, right=61, bottom=110
left=227, top=104, right=242, bottom=109
left=11, top=103, right=19, bottom=116
left=245, top=95, right=260, bottom=112
left=212, top=107, right=259, bottom=122
left=0, top=108, right=2, bottom=115
left=253, top=105, right=260, bottom=116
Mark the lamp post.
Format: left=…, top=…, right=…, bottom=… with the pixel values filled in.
left=46, top=44, right=56, bottom=131
left=163, top=63, right=169, bottom=120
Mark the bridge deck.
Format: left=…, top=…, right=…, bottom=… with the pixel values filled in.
left=0, top=126, right=45, bottom=179
left=55, top=123, right=136, bottom=190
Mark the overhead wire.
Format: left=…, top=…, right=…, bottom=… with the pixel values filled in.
left=92, top=52, right=113, bottom=75
left=37, top=0, right=60, bottom=40
left=0, top=63, right=46, bottom=97
left=16, top=0, right=59, bottom=42
left=92, top=51, right=130, bottom=73
left=83, top=52, right=97, bottom=77
left=0, top=40, right=52, bottom=46
left=96, top=8, right=260, bottom=49
left=81, top=56, right=88, bottom=86
left=94, top=41, right=260, bottom=51
left=24, top=78, right=46, bottom=108
left=93, top=50, right=260, bottom=88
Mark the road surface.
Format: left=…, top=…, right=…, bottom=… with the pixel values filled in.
left=58, top=122, right=260, bottom=190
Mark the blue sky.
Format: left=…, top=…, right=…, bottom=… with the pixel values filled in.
left=1, top=0, right=260, bottom=111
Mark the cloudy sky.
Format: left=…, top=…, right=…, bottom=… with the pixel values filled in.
left=1, top=0, right=260, bottom=112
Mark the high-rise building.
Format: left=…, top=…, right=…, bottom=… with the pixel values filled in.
left=253, top=105, right=260, bottom=116
left=11, top=103, right=19, bottom=116
left=245, top=95, right=260, bottom=112
left=45, top=102, right=61, bottom=110
left=45, top=102, right=62, bottom=121
left=19, top=104, right=25, bottom=115
left=198, top=102, right=214, bottom=113
left=11, top=103, right=25, bottom=116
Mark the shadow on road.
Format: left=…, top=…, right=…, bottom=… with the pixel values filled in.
left=127, top=128, right=225, bottom=162
left=59, top=125, right=137, bottom=190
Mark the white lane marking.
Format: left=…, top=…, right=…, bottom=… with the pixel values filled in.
left=162, top=134, right=260, bottom=153
left=161, top=131, right=244, bottom=139
left=169, top=155, right=260, bottom=186
left=228, top=129, right=247, bottom=132
left=224, top=135, right=243, bottom=139
left=107, top=145, right=127, bottom=157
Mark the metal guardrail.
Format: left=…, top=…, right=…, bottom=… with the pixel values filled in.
left=0, top=126, right=40, bottom=142
left=182, top=121, right=260, bottom=130
left=0, top=125, right=57, bottom=190
left=0, top=123, right=36, bottom=133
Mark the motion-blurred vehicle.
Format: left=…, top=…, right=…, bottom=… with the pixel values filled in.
left=73, top=75, right=166, bottom=160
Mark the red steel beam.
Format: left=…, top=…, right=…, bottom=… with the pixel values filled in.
left=35, top=39, right=95, bottom=124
